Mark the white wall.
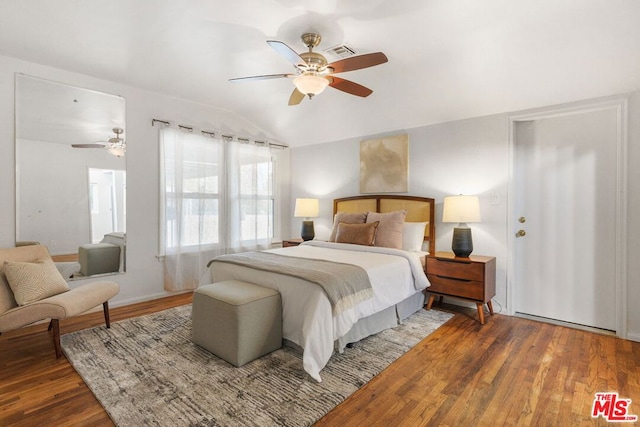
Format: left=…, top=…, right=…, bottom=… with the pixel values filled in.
left=17, top=138, right=126, bottom=254
left=290, top=115, right=510, bottom=310
left=0, top=54, right=285, bottom=306
left=291, top=97, right=640, bottom=340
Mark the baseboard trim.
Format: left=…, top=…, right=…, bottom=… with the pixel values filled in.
left=625, top=332, right=640, bottom=343
left=110, top=291, right=191, bottom=308
left=515, top=312, right=617, bottom=337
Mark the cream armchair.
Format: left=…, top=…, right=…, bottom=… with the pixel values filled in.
left=0, top=245, right=119, bottom=358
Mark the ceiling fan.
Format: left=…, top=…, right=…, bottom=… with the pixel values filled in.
left=72, top=127, right=126, bottom=157
left=229, top=33, right=388, bottom=106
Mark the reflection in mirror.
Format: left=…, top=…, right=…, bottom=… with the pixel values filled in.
left=15, top=74, right=126, bottom=280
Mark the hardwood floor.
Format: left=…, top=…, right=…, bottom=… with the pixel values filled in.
left=1, top=294, right=638, bottom=426
left=0, top=292, right=192, bottom=427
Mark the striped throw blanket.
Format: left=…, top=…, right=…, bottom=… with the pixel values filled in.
left=210, top=252, right=374, bottom=315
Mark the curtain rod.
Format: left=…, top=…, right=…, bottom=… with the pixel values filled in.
left=152, top=117, right=288, bottom=148
left=151, top=119, right=170, bottom=127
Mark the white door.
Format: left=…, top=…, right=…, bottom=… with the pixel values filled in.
left=513, top=107, right=618, bottom=331
left=89, top=169, right=116, bottom=243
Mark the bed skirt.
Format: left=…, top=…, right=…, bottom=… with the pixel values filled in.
left=283, top=291, right=426, bottom=355
left=335, top=290, right=426, bottom=352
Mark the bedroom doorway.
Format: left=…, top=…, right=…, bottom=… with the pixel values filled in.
left=88, top=168, right=126, bottom=243
left=509, top=99, right=627, bottom=334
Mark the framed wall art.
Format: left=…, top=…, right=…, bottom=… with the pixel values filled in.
left=359, top=133, right=408, bottom=193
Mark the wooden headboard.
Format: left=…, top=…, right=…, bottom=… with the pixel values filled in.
left=333, top=195, right=436, bottom=254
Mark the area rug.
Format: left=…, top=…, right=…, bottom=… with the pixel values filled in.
left=61, top=305, right=453, bottom=427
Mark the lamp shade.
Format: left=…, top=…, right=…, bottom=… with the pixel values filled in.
left=294, top=198, right=319, bottom=218
left=442, top=195, right=481, bottom=224
left=293, top=74, right=329, bottom=96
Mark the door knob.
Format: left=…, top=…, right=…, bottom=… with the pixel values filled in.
left=516, top=230, right=526, bottom=237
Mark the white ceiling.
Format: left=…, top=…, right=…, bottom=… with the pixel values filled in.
left=1, top=0, right=639, bottom=147
left=16, top=74, right=125, bottom=146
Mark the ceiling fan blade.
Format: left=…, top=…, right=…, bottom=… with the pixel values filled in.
left=328, top=77, right=373, bottom=97
left=267, top=40, right=306, bottom=67
left=71, top=143, right=106, bottom=148
left=229, top=73, right=292, bottom=82
left=327, top=52, right=388, bottom=73
left=288, top=88, right=305, bottom=106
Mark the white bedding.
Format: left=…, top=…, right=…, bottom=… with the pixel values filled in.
left=208, top=240, right=430, bottom=382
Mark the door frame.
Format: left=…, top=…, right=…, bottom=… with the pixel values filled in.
left=506, top=96, right=628, bottom=338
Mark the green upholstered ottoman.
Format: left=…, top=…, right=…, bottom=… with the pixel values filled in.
left=192, top=280, right=282, bottom=367
left=78, top=243, right=121, bottom=276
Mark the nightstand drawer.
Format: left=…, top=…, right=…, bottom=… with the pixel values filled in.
left=426, top=252, right=496, bottom=325
left=426, top=257, right=484, bottom=281
left=427, top=275, right=484, bottom=300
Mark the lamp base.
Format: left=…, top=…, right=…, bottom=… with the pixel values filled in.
left=451, top=227, right=473, bottom=258
left=301, top=220, right=315, bottom=241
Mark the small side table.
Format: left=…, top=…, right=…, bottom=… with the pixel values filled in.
left=425, top=252, right=496, bottom=324
left=282, top=238, right=304, bottom=248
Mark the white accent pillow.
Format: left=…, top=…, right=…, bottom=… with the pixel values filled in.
left=402, top=222, right=428, bottom=252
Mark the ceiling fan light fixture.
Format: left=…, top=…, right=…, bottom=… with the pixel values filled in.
left=293, top=73, right=329, bottom=97
left=231, top=32, right=386, bottom=105
left=108, top=127, right=125, bottom=157
left=108, top=145, right=125, bottom=157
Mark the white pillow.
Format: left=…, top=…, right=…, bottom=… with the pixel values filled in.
left=402, top=222, right=428, bottom=252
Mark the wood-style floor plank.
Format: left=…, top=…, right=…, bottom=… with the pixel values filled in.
left=0, top=292, right=192, bottom=427
left=1, top=294, right=639, bottom=426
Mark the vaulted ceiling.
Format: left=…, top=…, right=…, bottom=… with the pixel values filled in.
left=1, top=0, right=639, bottom=147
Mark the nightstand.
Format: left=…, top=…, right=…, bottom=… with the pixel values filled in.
left=282, top=238, right=304, bottom=247
left=425, top=252, right=496, bottom=324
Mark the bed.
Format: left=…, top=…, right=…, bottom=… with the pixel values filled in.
left=208, top=195, right=435, bottom=382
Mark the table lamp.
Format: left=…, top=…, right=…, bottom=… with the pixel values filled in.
left=442, top=195, right=481, bottom=257
left=294, top=198, right=319, bottom=241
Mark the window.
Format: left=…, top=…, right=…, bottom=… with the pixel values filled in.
left=160, top=128, right=278, bottom=257
left=161, top=129, right=223, bottom=252
left=237, top=145, right=274, bottom=242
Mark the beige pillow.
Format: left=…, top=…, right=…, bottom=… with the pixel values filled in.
left=3, top=259, right=70, bottom=306
left=335, top=221, right=379, bottom=246
left=366, top=210, right=407, bottom=249
left=329, top=212, right=368, bottom=242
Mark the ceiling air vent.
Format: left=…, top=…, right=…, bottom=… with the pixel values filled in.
left=324, top=44, right=357, bottom=59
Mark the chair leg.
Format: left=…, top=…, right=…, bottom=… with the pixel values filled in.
left=50, top=302, right=110, bottom=359
left=51, top=319, right=62, bottom=359
left=103, top=301, right=111, bottom=328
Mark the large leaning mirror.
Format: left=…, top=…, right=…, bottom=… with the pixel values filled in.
left=15, top=74, right=126, bottom=280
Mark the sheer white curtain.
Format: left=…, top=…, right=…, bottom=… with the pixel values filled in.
left=160, top=127, right=275, bottom=291
left=225, top=139, right=274, bottom=252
